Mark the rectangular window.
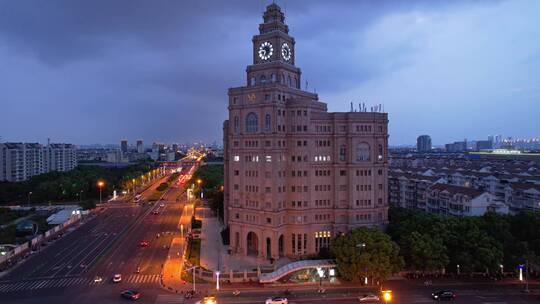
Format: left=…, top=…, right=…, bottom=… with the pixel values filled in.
left=266, top=155, right=272, bottom=162
left=340, top=170, right=346, bottom=176
left=233, top=155, right=240, bottom=162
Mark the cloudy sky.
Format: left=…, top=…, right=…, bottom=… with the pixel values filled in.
left=1, top=0, right=539, bottom=146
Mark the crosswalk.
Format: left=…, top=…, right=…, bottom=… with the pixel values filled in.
left=0, top=274, right=161, bottom=293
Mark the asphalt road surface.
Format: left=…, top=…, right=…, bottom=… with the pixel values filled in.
left=0, top=166, right=192, bottom=303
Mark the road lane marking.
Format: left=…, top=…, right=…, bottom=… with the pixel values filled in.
left=57, top=278, right=71, bottom=287
left=33, top=280, right=48, bottom=289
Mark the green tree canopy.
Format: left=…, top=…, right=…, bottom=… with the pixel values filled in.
left=330, top=227, right=403, bottom=282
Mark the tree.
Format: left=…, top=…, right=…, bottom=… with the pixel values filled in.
left=330, top=227, right=403, bottom=283
left=400, top=231, right=448, bottom=272
left=445, top=217, right=503, bottom=273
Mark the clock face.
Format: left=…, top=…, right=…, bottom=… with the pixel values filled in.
left=281, top=43, right=292, bottom=61
left=258, top=41, right=273, bottom=60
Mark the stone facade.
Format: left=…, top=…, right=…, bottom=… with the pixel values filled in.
left=223, top=4, right=389, bottom=260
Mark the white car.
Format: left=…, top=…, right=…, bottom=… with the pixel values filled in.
left=358, top=293, right=380, bottom=302
left=266, top=297, right=288, bottom=304
left=159, top=203, right=165, bottom=207
left=93, top=276, right=103, bottom=283
left=112, top=274, right=122, bottom=283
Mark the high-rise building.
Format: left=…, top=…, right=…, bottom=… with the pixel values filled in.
left=137, top=140, right=144, bottom=154
left=476, top=140, right=493, bottom=151
left=416, top=135, right=432, bottom=152
left=0, top=142, right=76, bottom=182
left=120, top=140, right=128, bottom=153
left=223, top=4, right=389, bottom=260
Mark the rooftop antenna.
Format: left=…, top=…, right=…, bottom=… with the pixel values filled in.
left=350, top=102, right=353, bottom=112
left=305, top=80, right=308, bottom=91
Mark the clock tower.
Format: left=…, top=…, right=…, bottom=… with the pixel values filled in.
left=247, top=3, right=301, bottom=89
left=223, top=3, right=389, bottom=261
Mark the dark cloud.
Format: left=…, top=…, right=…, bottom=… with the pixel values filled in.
left=0, top=0, right=537, bottom=145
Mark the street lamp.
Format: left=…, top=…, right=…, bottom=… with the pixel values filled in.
left=97, top=181, right=105, bottom=204
left=457, top=264, right=460, bottom=275
left=186, top=266, right=198, bottom=293
left=27, top=192, right=32, bottom=207
left=356, top=243, right=368, bottom=284
left=215, top=271, right=220, bottom=290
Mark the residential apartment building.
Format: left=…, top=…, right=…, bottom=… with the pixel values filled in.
left=223, top=4, right=389, bottom=260
left=389, top=153, right=539, bottom=214
left=137, top=140, right=144, bottom=154
left=426, top=183, right=508, bottom=216
left=0, top=142, right=77, bottom=182
left=417, top=135, right=432, bottom=152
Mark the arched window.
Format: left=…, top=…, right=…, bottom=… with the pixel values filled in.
left=234, top=116, right=239, bottom=134
left=246, top=112, right=258, bottom=133
left=265, top=114, right=271, bottom=132
left=294, top=77, right=298, bottom=88
left=339, top=144, right=346, bottom=162
left=378, top=144, right=384, bottom=161
left=260, top=75, right=266, bottom=84
left=281, top=74, right=285, bottom=84
left=271, top=74, right=276, bottom=83
left=288, top=75, right=292, bottom=87
left=356, top=143, right=371, bottom=161
left=250, top=76, right=256, bottom=86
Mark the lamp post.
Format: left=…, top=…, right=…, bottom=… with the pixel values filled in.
left=27, top=192, right=32, bottom=207
left=97, top=181, right=105, bottom=204
left=457, top=264, right=460, bottom=275
left=216, top=271, right=220, bottom=290
left=355, top=243, right=367, bottom=284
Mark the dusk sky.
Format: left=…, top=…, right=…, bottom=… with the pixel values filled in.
left=1, top=0, right=539, bottom=146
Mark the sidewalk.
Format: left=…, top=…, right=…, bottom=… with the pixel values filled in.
left=161, top=201, right=194, bottom=293
left=198, top=206, right=290, bottom=273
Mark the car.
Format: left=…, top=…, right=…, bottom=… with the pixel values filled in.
left=93, top=276, right=103, bottom=283
left=358, top=293, right=380, bottom=302
left=195, top=296, right=217, bottom=304
left=121, top=290, right=140, bottom=300
left=152, top=210, right=159, bottom=215
left=432, top=290, right=456, bottom=301
left=266, top=297, right=288, bottom=304
left=159, top=203, right=165, bottom=207
left=113, top=274, right=122, bottom=283
left=140, top=240, right=149, bottom=247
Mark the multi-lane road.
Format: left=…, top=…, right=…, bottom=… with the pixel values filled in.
left=0, top=165, right=194, bottom=304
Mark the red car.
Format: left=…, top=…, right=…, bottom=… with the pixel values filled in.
left=140, top=240, right=149, bottom=247
left=121, top=290, right=140, bottom=300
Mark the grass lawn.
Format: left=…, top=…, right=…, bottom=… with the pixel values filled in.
left=187, top=238, right=201, bottom=266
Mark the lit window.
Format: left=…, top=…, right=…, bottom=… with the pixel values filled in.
left=233, top=155, right=240, bottom=162
left=266, top=155, right=272, bottom=162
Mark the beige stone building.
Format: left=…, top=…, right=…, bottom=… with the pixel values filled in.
left=223, top=4, right=389, bottom=260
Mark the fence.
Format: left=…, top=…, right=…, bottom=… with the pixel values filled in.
left=0, top=214, right=83, bottom=268
left=187, top=266, right=261, bottom=283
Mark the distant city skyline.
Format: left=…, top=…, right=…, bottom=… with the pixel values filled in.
left=1, top=0, right=539, bottom=145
